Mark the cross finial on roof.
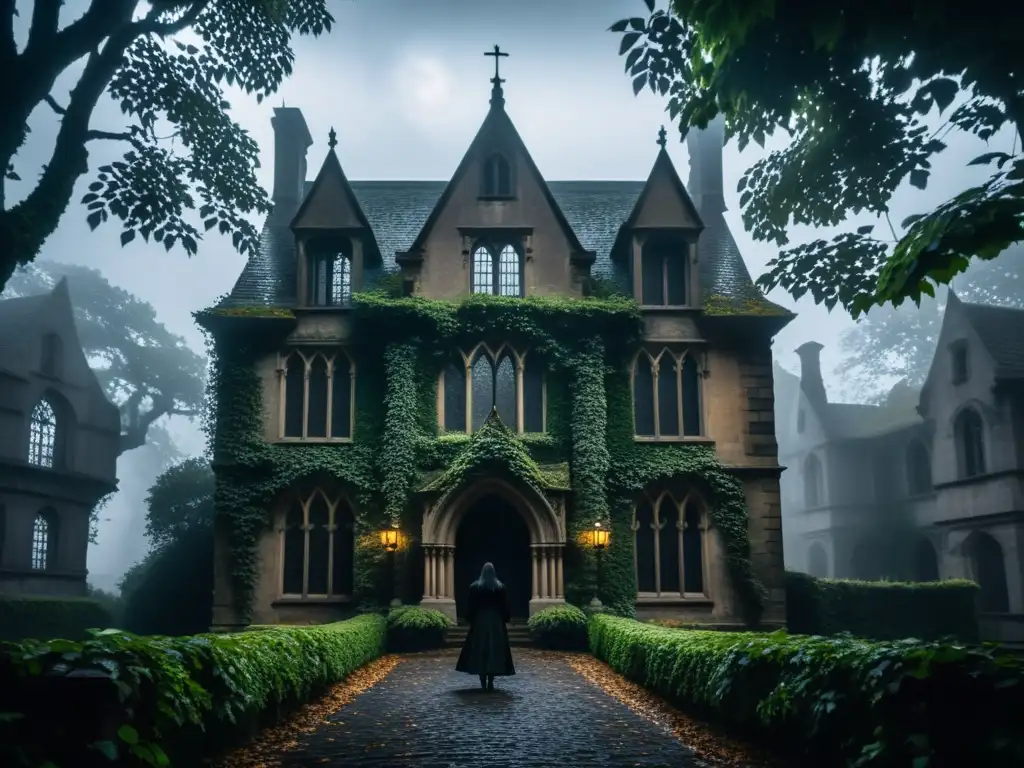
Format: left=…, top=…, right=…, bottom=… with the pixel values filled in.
left=328, top=127, right=337, bottom=149
left=657, top=125, right=667, bottom=149
left=485, top=44, right=509, bottom=109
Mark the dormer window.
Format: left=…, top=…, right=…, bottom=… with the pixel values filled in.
left=951, top=341, right=969, bottom=384
left=309, top=251, right=351, bottom=307
left=640, top=237, right=688, bottom=306
left=481, top=152, right=513, bottom=198
left=471, top=242, right=523, bottom=297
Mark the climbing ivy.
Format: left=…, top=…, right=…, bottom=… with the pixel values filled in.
left=198, top=290, right=767, bottom=624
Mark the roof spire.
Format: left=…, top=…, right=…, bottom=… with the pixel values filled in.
left=657, top=125, right=667, bottom=149
left=327, top=126, right=337, bottom=150
left=484, top=44, right=509, bottom=109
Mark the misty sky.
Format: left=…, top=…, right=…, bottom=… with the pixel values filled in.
left=8, top=0, right=1015, bottom=588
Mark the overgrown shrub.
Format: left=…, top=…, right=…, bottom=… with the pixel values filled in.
left=527, top=605, right=588, bottom=650
left=786, top=571, right=980, bottom=642
left=0, top=596, right=113, bottom=642
left=0, top=614, right=386, bottom=767
left=386, top=606, right=452, bottom=652
left=589, top=614, right=1024, bottom=767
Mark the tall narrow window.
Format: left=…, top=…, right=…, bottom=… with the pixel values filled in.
left=482, top=152, right=513, bottom=197
left=31, top=510, right=56, bottom=571
left=28, top=400, right=57, bottom=468
left=631, top=349, right=702, bottom=438
left=803, top=454, right=823, bottom=508
left=279, top=350, right=355, bottom=440
left=280, top=489, right=355, bottom=599
left=440, top=344, right=544, bottom=433
left=955, top=407, right=985, bottom=478
left=634, top=491, right=707, bottom=598
left=40, top=333, right=62, bottom=378
left=470, top=243, right=523, bottom=297
left=309, top=252, right=351, bottom=307
left=639, top=239, right=688, bottom=306
left=951, top=341, right=969, bottom=384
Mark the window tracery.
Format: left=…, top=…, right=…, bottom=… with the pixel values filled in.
left=631, top=348, right=702, bottom=438
left=279, top=348, right=355, bottom=440
left=280, top=488, right=355, bottom=598
left=28, top=399, right=57, bottom=468
left=633, top=490, right=709, bottom=598
left=31, top=509, right=57, bottom=571
left=309, top=251, right=352, bottom=307
left=471, top=243, right=522, bottom=297
left=438, top=343, right=544, bottom=433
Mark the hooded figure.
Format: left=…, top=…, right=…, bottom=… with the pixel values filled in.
left=455, top=562, right=516, bottom=689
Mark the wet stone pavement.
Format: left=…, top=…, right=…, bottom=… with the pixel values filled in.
left=279, top=649, right=708, bottom=768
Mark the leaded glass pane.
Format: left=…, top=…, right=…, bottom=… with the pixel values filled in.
left=284, top=355, right=305, bottom=437
left=471, top=353, right=494, bottom=431
left=331, top=254, right=351, bottom=305
left=683, top=503, right=704, bottom=593
left=495, top=354, right=516, bottom=426
left=28, top=401, right=56, bottom=468
left=635, top=500, right=656, bottom=592
left=31, top=513, right=51, bottom=570
left=472, top=247, right=493, bottom=294
left=307, top=495, right=330, bottom=594
left=307, top=356, right=329, bottom=438
left=682, top=355, right=701, bottom=436
left=658, top=502, right=680, bottom=593
left=498, top=245, right=520, bottom=297
left=332, top=501, right=354, bottom=596
left=282, top=501, right=305, bottom=594
left=443, top=363, right=467, bottom=432
left=523, top=358, right=544, bottom=433
left=331, top=355, right=352, bottom=438
left=633, top=357, right=655, bottom=436
left=657, top=358, right=680, bottom=436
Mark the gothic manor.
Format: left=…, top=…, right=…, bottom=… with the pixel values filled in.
left=204, top=53, right=791, bottom=628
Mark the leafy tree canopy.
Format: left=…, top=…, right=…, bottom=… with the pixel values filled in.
left=3, top=260, right=206, bottom=454
left=613, top=0, right=1023, bottom=317
left=837, top=245, right=1024, bottom=402
left=0, top=0, right=333, bottom=292
left=144, top=456, right=215, bottom=549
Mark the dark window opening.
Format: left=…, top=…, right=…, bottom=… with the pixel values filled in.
left=951, top=342, right=969, bottom=384
left=640, top=239, right=688, bottom=306
left=482, top=152, right=513, bottom=197
left=955, top=408, right=985, bottom=478
left=632, top=356, right=655, bottom=436
left=281, top=350, right=354, bottom=440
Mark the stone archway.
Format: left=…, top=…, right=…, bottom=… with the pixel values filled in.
left=419, top=477, right=566, bottom=621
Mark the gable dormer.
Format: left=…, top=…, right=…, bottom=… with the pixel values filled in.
left=396, top=48, right=595, bottom=300
left=614, top=127, right=703, bottom=309
left=290, top=128, right=381, bottom=308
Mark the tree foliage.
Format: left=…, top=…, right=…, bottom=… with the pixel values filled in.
left=837, top=245, right=1024, bottom=401
left=3, top=259, right=206, bottom=454
left=613, top=0, right=1024, bottom=317
left=0, top=0, right=334, bottom=292
left=144, top=456, right=215, bottom=549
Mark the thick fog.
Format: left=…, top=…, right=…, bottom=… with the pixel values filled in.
left=4, top=0, right=1015, bottom=591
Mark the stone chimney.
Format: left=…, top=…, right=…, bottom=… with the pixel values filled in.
left=270, top=107, right=313, bottom=222
left=685, top=114, right=725, bottom=216
left=795, top=341, right=827, bottom=406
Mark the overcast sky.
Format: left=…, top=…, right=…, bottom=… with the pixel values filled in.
left=8, top=0, right=1013, bottom=587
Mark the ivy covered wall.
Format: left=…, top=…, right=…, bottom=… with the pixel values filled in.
left=198, top=293, right=768, bottom=625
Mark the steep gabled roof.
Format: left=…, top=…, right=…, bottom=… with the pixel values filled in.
left=613, top=147, right=703, bottom=250
left=959, top=300, right=1024, bottom=380
left=290, top=142, right=383, bottom=266
left=398, top=101, right=594, bottom=265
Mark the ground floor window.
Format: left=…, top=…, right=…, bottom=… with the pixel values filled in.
left=633, top=490, right=708, bottom=597
left=281, top=488, right=355, bottom=598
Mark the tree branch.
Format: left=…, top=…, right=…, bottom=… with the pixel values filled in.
left=0, top=0, right=16, bottom=64
left=119, top=393, right=176, bottom=456
left=29, top=0, right=62, bottom=49
left=141, top=0, right=210, bottom=38
left=86, top=129, right=132, bottom=142
left=44, top=95, right=66, bottom=115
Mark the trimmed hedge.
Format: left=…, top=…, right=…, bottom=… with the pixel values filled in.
left=0, top=596, right=113, bottom=642
left=786, top=571, right=980, bottom=642
left=0, top=614, right=386, bottom=767
left=589, top=614, right=1024, bottom=767
left=386, top=606, right=452, bottom=652
left=527, top=605, right=589, bottom=650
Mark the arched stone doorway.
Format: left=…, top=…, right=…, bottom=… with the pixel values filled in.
left=419, top=477, right=566, bottom=622
left=964, top=531, right=1010, bottom=613
left=454, top=495, right=531, bottom=619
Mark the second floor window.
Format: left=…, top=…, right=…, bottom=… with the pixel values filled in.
left=309, top=252, right=351, bottom=307
left=28, top=399, right=58, bottom=468
left=471, top=243, right=522, bottom=297
left=632, top=348, right=701, bottom=438
left=280, top=349, right=355, bottom=440
left=640, top=239, right=688, bottom=306
left=440, top=344, right=544, bottom=433
left=955, top=407, right=985, bottom=478
left=951, top=342, right=969, bottom=384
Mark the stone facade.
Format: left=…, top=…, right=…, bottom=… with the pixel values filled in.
left=0, top=281, right=120, bottom=597
left=778, top=291, right=1024, bottom=643
left=209, top=66, right=792, bottom=628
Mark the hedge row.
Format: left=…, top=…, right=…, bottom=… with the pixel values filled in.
left=0, top=614, right=386, bottom=767
left=386, top=606, right=452, bottom=652
left=0, top=596, right=113, bottom=642
left=589, top=614, right=1024, bottom=767
left=528, top=604, right=589, bottom=650
left=786, top=571, right=980, bottom=642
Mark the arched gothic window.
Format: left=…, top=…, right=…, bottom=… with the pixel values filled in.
left=631, top=348, right=702, bottom=438
left=633, top=491, right=708, bottom=598
left=281, top=489, right=356, bottom=598
left=481, top=152, right=513, bottom=197
left=964, top=530, right=1009, bottom=613
left=28, top=399, right=58, bottom=468
left=471, top=243, right=522, bottom=297
left=279, top=349, right=355, bottom=440
left=31, top=509, right=57, bottom=570
left=309, top=251, right=352, bottom=307
left=640, top=238, right=688, bottom=306
left=906, top=440, right=933, bottom=496
left=439, top=344, right=544, bottom=433
left=954, top=407, right=985, bottom=478
left=803, top=453, right=823, bottom=508
left=40, top=333, right=62, bottom=378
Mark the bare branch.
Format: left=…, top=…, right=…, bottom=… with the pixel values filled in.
left=44, top=95, right=66, bottom=115
left=29, top=0, right=61, bottom=48
left=86, top=129, right=132, bottom=142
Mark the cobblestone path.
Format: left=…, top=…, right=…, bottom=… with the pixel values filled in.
left=278, top=649, right=708, bottom=767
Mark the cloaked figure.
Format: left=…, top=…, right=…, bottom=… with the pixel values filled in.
left=455, top=561, right=516, bottom=690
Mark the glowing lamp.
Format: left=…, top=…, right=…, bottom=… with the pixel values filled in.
left=380, top=524, right=400, bottom=552
left=592, top=521, right=610, bottom=550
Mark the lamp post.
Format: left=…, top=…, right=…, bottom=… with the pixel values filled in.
left=589, top=521, right=609, bottom=611
left=380, top=523, right=401, bottom=608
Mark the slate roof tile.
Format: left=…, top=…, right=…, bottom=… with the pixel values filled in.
left=961, top=301, right=1024, bottom=380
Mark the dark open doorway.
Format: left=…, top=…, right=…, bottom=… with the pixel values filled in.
left=454, top=494, right=531, bottom=621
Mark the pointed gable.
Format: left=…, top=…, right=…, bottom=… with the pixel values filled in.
left=291, top=136, right=382, bottom=265
left=627, top=148, right=704, bottom=231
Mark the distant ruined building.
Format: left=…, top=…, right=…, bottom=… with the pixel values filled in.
left=777, top=294, right=1024, bottom=643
